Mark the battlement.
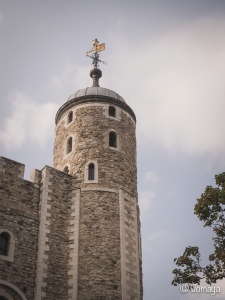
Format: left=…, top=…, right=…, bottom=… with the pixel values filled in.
left=0, top=156, right=25, bottom=179
left=30, top=168, right=41, bottom=187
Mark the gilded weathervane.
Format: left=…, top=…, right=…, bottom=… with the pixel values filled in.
left=86, top=39, right=107, bottom=68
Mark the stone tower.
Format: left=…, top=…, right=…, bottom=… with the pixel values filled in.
left=53, top=66, right=143, bottom=299
left=0, top=48, right=142, bottom=300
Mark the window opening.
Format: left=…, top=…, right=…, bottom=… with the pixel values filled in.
left=88, top=163, right=94, bottom=180
left=109, top=132, right=117, bottom=148
left=68, top=111, right=73, bottom=124
left=63, top=166, right=69, bottom=173
left=0, top=232, right=9, bottom=256
left=67, top=137, right=72, bottom=154
left=109, top=106, right=116, bottom=117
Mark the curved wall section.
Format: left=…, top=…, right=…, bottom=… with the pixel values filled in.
left=53, top=94, right=142, bottom=299
left=54, top=100, right=137, bottom=195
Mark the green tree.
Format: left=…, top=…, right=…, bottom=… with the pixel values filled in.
left=172, top=172, right=225, bottom=288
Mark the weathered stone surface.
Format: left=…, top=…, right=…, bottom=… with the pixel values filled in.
left=0, top=284, right=23, bottom=300
left=53, top=99, right=143, bottom=299
left=43, top=168, right=76, bottom=300
left=78, top=190, right=121, bottom=299
left=0, top=157, right=39, bottom=300
left=0, top=93, right=143, bottom=300
left=53, top=103, right=137, bottom=195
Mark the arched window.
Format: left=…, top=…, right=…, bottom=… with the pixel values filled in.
left=109, top=106, right=116, bottom=117
left=68, top=111, right=73, bottom=124
left=84, top=160, right=98, bottom=183
left=0, top=232, right=9, bottom=256
left=63, top=166, right=69, bottom=173
left=88, top=163, right=94, bottom=180
left=109, top=132, right=117, bottom=148
left=67, top=137, right=72, bottom=154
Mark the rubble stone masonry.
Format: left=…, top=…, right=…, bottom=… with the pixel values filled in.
left=53, top=97, right=143, bottom=300
left=0, top=157, right=39, bottom=300
left=0, top=93, right=143, bottom=300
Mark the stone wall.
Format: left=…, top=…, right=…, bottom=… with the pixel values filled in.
left=0, top=157, right=39, bottom=300
left=53, top=102, right=137, bottom=195
left=0, top=94, right=143, bottom=300
left=53, top=97, right=142, bottom=300
left=78, top=190, right=121, bottom=299
left=34, top=166, right=78, bottom=300
left=0, top=284, right=24, bottom=300
left=119, top=189, right=141, bottom=300
left=0, top=157, right=81, bottom=300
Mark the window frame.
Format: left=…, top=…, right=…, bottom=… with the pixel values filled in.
left=109, top=106, right=116, bottom=117
left=0, top=233, right=9, bottom=256
left=88, top=163, right=95, bottom=180
left=67, top=137, right=73, bottom=154
left=84, top=160, right=98, bottom=183
left=67, top=111, right=73, bottom=124
left=109, top=131, right=117, bottom=148
left=63, top=165, right=69, bottom=174
left=0, top=229, right=15, bottom=262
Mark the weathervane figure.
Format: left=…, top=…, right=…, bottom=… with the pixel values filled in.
left=86, top=38, right=107, bottom=68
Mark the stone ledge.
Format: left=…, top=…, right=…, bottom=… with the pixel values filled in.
left=81, top=186, right=118, bottom=193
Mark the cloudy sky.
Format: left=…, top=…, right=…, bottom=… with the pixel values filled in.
left=1, top=0, right=225, bottom=299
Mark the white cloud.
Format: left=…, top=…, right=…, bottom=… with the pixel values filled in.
left=50, top=60, right=90, bottom=98
left=144, top=171, right=159, bottom=184
left=139, top=190, right=156, bottom=215
left=108, top=15, right=225, bottom=156
left=0, top=92, right=58, bottom=150
left=142, top=229, right=169, bottom=255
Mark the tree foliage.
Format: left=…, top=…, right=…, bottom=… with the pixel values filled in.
left=172, top=172, right=225, bottom=288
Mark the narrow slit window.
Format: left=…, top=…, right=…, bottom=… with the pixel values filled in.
left=0, top=232, right=9, bottom=256
left=109, top=132, right=117, bottom=148
left=109, top=106, right=116, bottom=117
left=88, top=163, right=94, bottom=180
left=68, top=111, right=73, bottom=124
left=67, top=137, right=72, bottom=154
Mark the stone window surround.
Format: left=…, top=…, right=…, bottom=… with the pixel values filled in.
left=104, top=104, right=121, bottom=121
left=67, top=111, right=73, bottom=124
left=0, top=229, right=15, bottom=262
left=108, top=105, right=116, bottom=117
left=62, top=162, right=71, bottom=174
left=0, top=281, right=27, bottom=300
left=107, top=129, right=120, bottom=152
left=64, top=109, right=75, bottom=129
left=84, top=160, right=98, bottom=184
left=0, top=288, right=13, bottom=300
left=67, top=137, right=73, bottom=154
left=64, top=134, right=75, bottom=158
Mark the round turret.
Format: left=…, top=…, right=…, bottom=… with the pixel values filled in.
left=53, top=67, right=142, bottom=299
left=53, top=69, right=137, bottom=194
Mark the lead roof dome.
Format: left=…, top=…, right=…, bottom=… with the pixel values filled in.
left=67, top=87, right=125, bottom=103
left=55, top=68, right=136, bottom=124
